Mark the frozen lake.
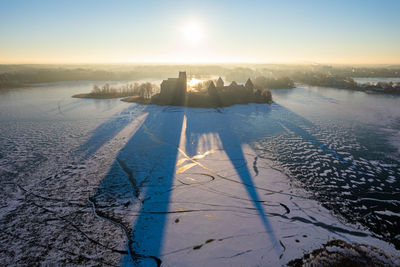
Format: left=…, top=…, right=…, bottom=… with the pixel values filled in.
left=0, top=82, right=399, bottom=265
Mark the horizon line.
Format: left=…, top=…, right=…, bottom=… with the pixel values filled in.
left=1, top=60, right=400, bottom=66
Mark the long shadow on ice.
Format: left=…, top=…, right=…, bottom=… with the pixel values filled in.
left=75, top=104, right=147, bottom=161
left=88, top=103, right=352, bottom=266
left=90, top=105, right=185, bottom=266
left=184, top=104, right=282, bottom=254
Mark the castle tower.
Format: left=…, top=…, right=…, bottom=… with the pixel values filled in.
left=208, top=81, right=216, bottom=95
left=245, top=78, right=254, bottom=92
left=208, top=81, right=220, bottom=105
left=178, top=71, right=187, bottom=94
left=159, top=71, right=188, bottom=105
left=216, top=77, right=224, bottom=88
left=169, top=71, right=186, bottom=105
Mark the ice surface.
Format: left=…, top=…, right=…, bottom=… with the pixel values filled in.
left=0, top=83, right=399, bottom=265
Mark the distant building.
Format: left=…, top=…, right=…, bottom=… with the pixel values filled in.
left=216, top=77, right=224, bottom=87
left=160, top=71, right=187, bottom=105
left=245, top=78, right=254, bottom=92
left=214, top=77, right=250, bottom=93
left=160, top=71, right=187, bottom=95
left=207, top=81, right=217, bottom=96
left=157, top=74, right=256, bottom=105
left=150, top=74, right=270, bottom=107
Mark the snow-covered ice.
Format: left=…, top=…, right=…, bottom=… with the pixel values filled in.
left=0, top=83, right=399, bottom=266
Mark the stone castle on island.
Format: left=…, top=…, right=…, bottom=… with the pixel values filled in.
left=150, top=71, right=271, bottom=107
left=160, top=71, right=188, bottom=105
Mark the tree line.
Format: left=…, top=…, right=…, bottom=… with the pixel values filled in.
left=91, top=82, right=157, bottom=98
left=73, top=82, right=158, bottom=99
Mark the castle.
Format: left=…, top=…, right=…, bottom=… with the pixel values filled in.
left=160, top=71, right=187, bottom=105
left=152, top=72, right=269, bottom=107
left=160, top=72, right=255, bottom=98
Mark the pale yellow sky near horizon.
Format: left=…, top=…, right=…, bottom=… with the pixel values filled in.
left=1, top=1, right=400, bottom=65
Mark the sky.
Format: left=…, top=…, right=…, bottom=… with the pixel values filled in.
left=0, top=0, right=399, bottom=64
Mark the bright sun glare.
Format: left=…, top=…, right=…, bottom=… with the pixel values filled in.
left=187, top=78, right=202, bottom=87
left=182, top=22, right=203, bottom=43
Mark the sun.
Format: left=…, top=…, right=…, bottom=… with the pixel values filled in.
left=182, top=21, right=203, bottom=44
left=187, top=78, right=201, bottom=87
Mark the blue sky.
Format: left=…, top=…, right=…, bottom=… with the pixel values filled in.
left=0, top=0, right=399, bottom=64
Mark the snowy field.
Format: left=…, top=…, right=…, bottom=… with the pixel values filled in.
left=0, top=82, right=399, bottom=266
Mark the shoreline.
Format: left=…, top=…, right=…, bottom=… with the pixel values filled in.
left=72, top=93, right=273, bottom=108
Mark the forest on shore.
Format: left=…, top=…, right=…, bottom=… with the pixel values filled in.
left=1, top=64, right=400, bottom=94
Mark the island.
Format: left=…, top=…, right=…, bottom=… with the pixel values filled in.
left=73, top=71, right=273, bottom=107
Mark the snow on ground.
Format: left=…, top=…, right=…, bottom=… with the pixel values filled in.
left=0, top=84, right=399, bottom=266
left=93, top=105, right=397, bottom=266
left=66, top=103, right=397, bottom=266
